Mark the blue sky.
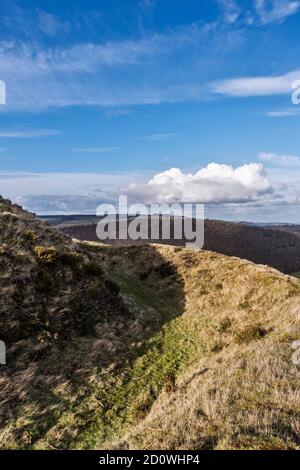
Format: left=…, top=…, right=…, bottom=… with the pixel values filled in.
left=0, top=0, right=300, bottom=221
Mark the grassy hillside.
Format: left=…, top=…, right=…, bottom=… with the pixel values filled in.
left=1, top=196, right=300, bottom=450
left=59, top=217, right=300, bottom=274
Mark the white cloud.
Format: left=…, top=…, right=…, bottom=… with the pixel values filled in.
left=0, top=129, right=63, bottom=138
left=217, top=0, right=240, bottom=24
left=211, top=69, right=300, bottom=97
left=0, top=19, right=238, bottom=111
left=0, top=3, right=298, bottom=112
left=139, top=0, right=156, bottom=8
left=0, top=171, right=144, bottom=197
left=125, top=163, right=272, bottom=204
left=37, top=10, right=68, bottom=37
left=139, top=133, right=179, bottom=141
left=0, top=27, right=204, bottom=110
left=218, top=0, right=300, bottom=26
left=265, top=108, right=300, bottom=117
left=0, top=171, right=148, bottom=213
left=106, top=108, right=134, bottom=116
left=1, top=164, right=299, bottom=221
left=259, top=151, right=300, bottom=166
left=72, top=147, right=119, bottom=153
left=262, top=166, right=300, bottom=211
left=16, top=193, right=115, bottom=214
left=255, top=0, right=300, bottom=24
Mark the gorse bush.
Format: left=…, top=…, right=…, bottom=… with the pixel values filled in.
left=33, top=244, right=103, bottom=282
left=34, top=246, right=58, bottom=265
left=23, top=229, right=39, bottom=243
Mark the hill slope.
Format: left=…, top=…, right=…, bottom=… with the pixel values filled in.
left=1, top=196, right=300, bottom=450
left=59, top=217, right=300, bottom=274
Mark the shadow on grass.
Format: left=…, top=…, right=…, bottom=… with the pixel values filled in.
left=0, top=243, right=187, bottom=449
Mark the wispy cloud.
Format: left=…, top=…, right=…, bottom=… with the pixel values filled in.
left=265, top=108, right=300, bottom=117
left=216, top=0, right=300, bottom=26
left=0, top=129, right=63, bottom=138
left=217, top=0, right=240, bottom=24
left=0, top=2, right=299, bottom=112
left=72, top=147, right=119, bottom=153
left=139, top=133, right=179, bottom=141
left=259, top=151, right=300, bottom=166
left=255, top=0, right=300, bottom=25
left=0, top=19, right=239, bottom=111
left=211, top=69, right=300, bottom=97
left=106, top=108, right=134, bottom=116
left=139, top=0, right=156, bottom=9
left=37, top=9, right=69, bottom=37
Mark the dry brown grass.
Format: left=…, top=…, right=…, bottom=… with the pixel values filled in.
left=104, top=246, right=300, bottom=450
left=1, top=195, right=300, bottom=450
left=114, top=301, right=300, bottom=449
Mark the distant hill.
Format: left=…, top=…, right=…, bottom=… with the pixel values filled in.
left=1, top=196, right=300, bottom=450
left=55, top=216, right=300, bottom=274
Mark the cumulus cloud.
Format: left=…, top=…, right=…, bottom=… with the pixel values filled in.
left=125, top=163, right=272, bottom=204
left=1, top=163, right=299, bottom=221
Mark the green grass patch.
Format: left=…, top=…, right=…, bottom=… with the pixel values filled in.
left=35, top=247, right=211, bottom=449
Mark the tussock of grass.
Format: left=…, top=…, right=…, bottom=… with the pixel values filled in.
left=235, top=324, right=268, bottom=344
left=34, top=246, right=58, bottom=264
left=23, top=229, right=39, bottom=243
